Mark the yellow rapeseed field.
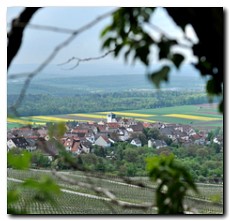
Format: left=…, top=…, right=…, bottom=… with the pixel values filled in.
left=24, top=116, right=92, bottom=123
left=164, top=114, right=220, bottom=121
left=69, top=114, right=107, bottom=119
left=31, top=116, right=69, bottom=122
left=100, top=112, right=154, bottom=118
left=7, top=118, right=45, bottom=125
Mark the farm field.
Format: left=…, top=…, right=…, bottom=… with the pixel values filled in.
left=7, top=104, right=223, bottom=129
left=7, top=169, right=223, bottom=214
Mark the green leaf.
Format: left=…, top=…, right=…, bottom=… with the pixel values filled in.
left=158, top=43, right=170, bottom=60
left=135, top=45, right=150, bottom=65
left=148, top=65, right=171, bottom=88
left=171, top=53, right=184, bottom=69
left=23, top=176, right=61, bottom=204
left=158, top=39, right=177, bottom=60
left=48, top=122, right=66, bottom=139
left=124, top=48, right=132, bottom=62
left=219, top=99, right=223, bottom=113
left=7, top=207, right=27, bottom=215
left=57, top=122, right=66, bottom=138
left=102, top=37, right=116, bottom=49
left=114, top=44, right=123, bottom=57
left=7, top=190, right=20, bottom=204
left=206, top=77, right=222, bottom=95
left=7, top=151, right=31, bottom=170
left=146, top=154, right=197, bottom=214
left=194, top=61, right=209, bottom=76
left=100, top=25, right=113, bottom=38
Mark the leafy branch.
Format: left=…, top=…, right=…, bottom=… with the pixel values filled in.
left=146, top=154, right=198, bottom=214
left=101, top=7, right=223, bottom=112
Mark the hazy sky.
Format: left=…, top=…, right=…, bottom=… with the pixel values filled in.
left=7, top=7, right=198, bottom=76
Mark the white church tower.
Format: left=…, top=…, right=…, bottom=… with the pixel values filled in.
left=107, top=112, right=117, bottom=123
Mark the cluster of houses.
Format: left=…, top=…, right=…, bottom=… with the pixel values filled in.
left=7, top=113, right=222, bottom=157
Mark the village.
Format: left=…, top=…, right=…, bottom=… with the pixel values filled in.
left=7, top=112, right=223, bottom=159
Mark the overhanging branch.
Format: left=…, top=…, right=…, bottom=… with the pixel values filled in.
left=7, top=7, right=41, bottom=70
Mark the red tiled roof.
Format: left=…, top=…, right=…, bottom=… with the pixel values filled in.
left=142, top=122, right=151, bottom=128
left=101, top=135, right=111, bottom=143
left=191, top=134, right=202, bottom=140
left=27, top=136, right=39, bottom=139
left=72, top=129, right=88, bottom=134
left=71, top=141, right=81, bottom=153
left=17, top=127, right=32, bottom=131
left=62, top=136, right=80, bottom=147
left=97, top=125, right=107, bottom=132
left=107, top=123, right=119, bottom=129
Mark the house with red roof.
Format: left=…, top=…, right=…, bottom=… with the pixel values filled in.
left=62, top=136, right=81, bottom=153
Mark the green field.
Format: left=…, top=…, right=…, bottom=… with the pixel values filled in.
left=7, top=104, right=223, bottom=130
left=7, top=169, right=223, bottom=214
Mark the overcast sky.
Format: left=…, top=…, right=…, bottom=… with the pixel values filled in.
left=7, top=7, right=199, bottom=76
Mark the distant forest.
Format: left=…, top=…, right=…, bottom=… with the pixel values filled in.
left=8, top=90, right=212, bottom=116
left=7, top=70, right=214, bottom=116
left=8, top=71, right=205, bottom=95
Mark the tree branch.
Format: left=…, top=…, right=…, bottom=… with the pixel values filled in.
left=7, top=7, right=41, bottom=70
left=7, top=22, right=76, bottom=34
left=52, top=169, right=155, bottom=211
left=8, top=8, right=117, bottom=113
left=57, top=49, right=115, bottom=70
